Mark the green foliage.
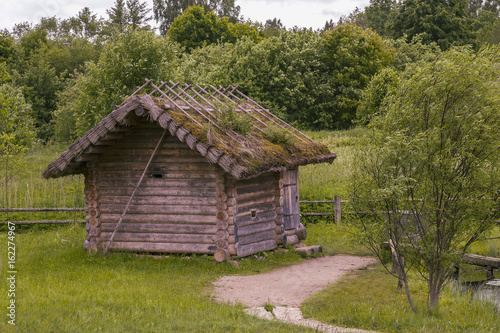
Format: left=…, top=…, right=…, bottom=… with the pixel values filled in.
left=351, top=45, right=500, bottom=310
left=388, top=0, right=475, bottom=50
left=167, top=6, right=259, bottom=52
left=52, top=78, right=80, bottom=143
left=0, top=83, right=36, bottom=206
left=0, top=30, right=13, bottom=62
left=72, top=29, right=178, bottom=136
left=153, top=0, right=241, bottom=36
left=217, top=106, right=252, bottom=135
left=356, top=67, right=399, bottom=124
left=263, top=124, right=294, bottom=144
left=12, top=59, right=64, bottom=141
left=320, top=24, right=393, bottom=128
left=388, top=34, right=443, bottom=71
left=364, top=0, right=396, bottom=36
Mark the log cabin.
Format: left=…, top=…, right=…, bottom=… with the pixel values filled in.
left=43, top=80, right=336, bottom=261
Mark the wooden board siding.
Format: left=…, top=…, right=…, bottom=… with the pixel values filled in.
left=281, top=168, right=300, bottom=230
left=234, top=174, right=278, bottom=257
left=93, top=122, right=219, bottom=254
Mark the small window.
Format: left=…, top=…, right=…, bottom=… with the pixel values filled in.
left=151, top=173, right=164, bottom=179
left=251, top=210, right=257, bottom=218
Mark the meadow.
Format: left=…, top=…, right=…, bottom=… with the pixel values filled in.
left=1, top=129, right=499, bottom=332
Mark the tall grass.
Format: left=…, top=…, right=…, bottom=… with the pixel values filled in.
left=0, top=143, right=85, bottom=223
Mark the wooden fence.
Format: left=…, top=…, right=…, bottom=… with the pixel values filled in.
left=0, top=207, right=85, bottom=225
left=0, top=196, right=497, bottom=225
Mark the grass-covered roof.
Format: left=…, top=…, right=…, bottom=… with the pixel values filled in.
left=43, top=80, right=336, bottom=179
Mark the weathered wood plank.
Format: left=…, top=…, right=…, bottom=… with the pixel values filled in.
left=462, top=254, right=500, bottom=268
left=237, top=229, right=277, bottom=246
left=235, top=175, right=275, bottom=189
left=98, top=155, right=208, bottom=164
left=100, top=222, right=217, bottom=234
left=99, top=170, right=216, bottom=180
left=99, top=178, right=216, bottom=188
left=236, top=191, right=275, bottom=206
left=98, top=162, right=216, bottom=172
left=236, top=181, right=275, bottom=195
left=236, top=239, right=277, bottom=257
left=100, top=214, right=216, bottom=224
left=107, top=242, right=218, bottom=254
left=99, top=195, right=217, bottom=206
left=98, top=187, right=216, bottom=198
left=234, top=210, right=277, bottom=228
left=236, top=221, right=276, bottom=237
left=100, top=232, right=215, bottom=244
left=99, top=204, right=217, bottom=215
left=236, top=202, right=275, bottom=216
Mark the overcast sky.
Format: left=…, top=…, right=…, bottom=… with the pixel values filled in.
left=0, top=0, right=370, bottom=32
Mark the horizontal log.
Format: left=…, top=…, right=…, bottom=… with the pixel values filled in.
left=234, top=210, right=277, bottom=228
left=98, top=195, right=217, bottom=206
left=275, top=234, right=287, bottom=245
left=237, top=229, right=277, bottom=246
left=236, top=191, right=275, bottom=206
left=98, top=178, right=216, bottom=188
left=86, top=147, right=201, bottom=157
left=98, top=187, right=216, bottom=198
left=228, top=244, right=236, bottom=255
left=236, top=239, right=277, bottom=257
left=286, top=234, right=299, bottom=245
left=106, top=242, right=218, bottom=254
left=236, top=202, right=275, bottom=216
left=100, top=232, right=215, bottom=244
left=462, top=254, right=500, bottom=268
left=235, top=175, right=275, bottom=189
left=98, top=162, right=216, bottom=172
left=236, top=221, right=276, bottom=237
left=236, top=180, right=275, bottom=195
left=98, top=155, right=208, bottom=164
left=99, top=170, right=216, bottom=180
left=100, top=223, right=217, bottom=234
left=214, top=249, right=229, bottom=262
left=99, top=204, right=217, bottom=215
left=100, top=214, right=216, bottom=224
left=100, top=211, right=217, bottom=225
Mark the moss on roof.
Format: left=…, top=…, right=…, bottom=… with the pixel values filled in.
left=43, top=82, right=336, bottom=180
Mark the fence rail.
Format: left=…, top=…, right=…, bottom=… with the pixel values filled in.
left=1, top=196, right=497, bottom=225
left=0, top=207, right=85, bottom=225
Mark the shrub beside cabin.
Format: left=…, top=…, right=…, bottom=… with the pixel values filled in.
left=43, top=81, right=336, bottom=261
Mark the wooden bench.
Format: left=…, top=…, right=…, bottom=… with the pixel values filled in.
left=461, top=254, right=500, bottom=280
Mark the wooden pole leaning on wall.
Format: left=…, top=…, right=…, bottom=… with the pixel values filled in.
left=103, top=127, right=168, bottom=254
left=334, top=195, right=342, bottom=224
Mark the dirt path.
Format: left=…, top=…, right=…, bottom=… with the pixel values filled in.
left=213, top=254, right=377, bottom=307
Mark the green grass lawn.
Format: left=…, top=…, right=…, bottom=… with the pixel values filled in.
left=302, top=264, right=500, bottom=333
left=1, top=224, right=315, bottom=332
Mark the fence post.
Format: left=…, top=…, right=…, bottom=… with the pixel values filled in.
left=334, top=195, right=341, bottom=224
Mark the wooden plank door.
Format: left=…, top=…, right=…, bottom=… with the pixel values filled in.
left=282, top=168, right=300, bottom=230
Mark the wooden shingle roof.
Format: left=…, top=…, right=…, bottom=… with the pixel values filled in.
left=43, top=80, right=336, bottom=180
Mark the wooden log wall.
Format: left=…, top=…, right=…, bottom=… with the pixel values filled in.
left=233, top=174, right=278, bottom=257
left=84, top=160, right=101, bottom=252
left=94, top=122, right=219, bottom=254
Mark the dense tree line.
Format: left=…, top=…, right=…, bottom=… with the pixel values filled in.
left=0, top=0, right=498, bottom=143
